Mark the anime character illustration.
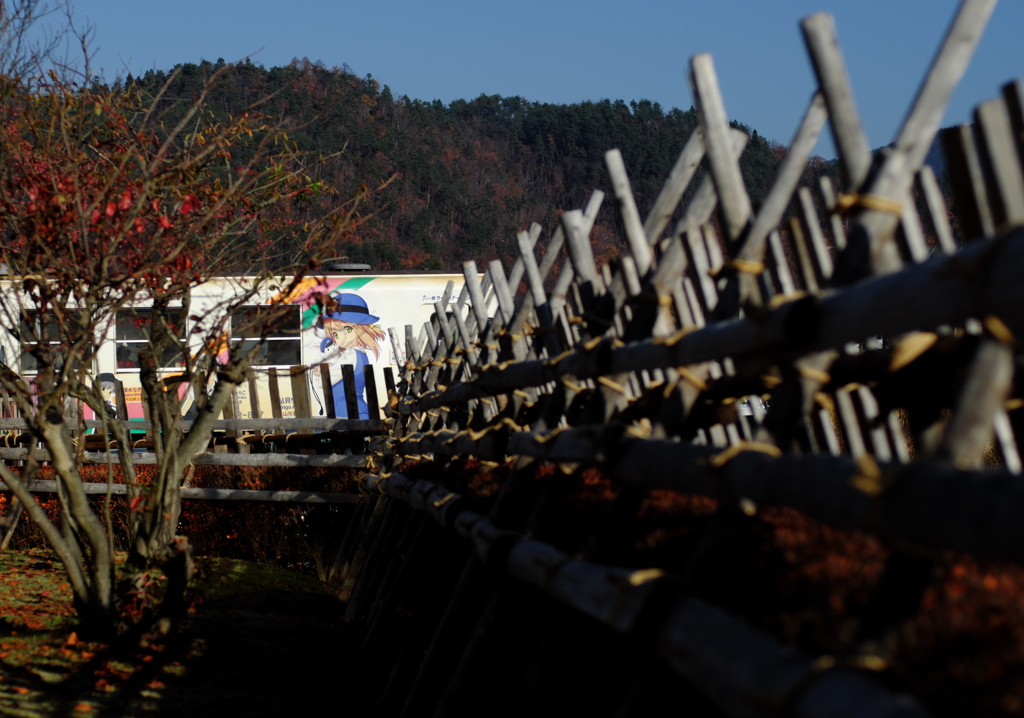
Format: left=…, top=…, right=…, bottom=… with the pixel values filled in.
left=310, top=292, right=386, bottom=419
left=97, top=372, right=119, bottom=418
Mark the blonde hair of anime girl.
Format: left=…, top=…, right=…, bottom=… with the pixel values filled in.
left=321, top=316, right=387, bottom=359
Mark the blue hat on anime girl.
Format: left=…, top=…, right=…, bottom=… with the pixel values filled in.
left=321, top=292, right=379, bottom=325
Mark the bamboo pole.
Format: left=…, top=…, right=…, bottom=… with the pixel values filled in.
left=689, top=54, right=752, bottom=244
left=844, top=0, right=998, bottom=276
left=973, top=97, right=1024, bottom=226
left=801, top=12, right=872, bottom=189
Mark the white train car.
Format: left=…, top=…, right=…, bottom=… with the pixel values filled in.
left=2, top=269, right=469, bottom=421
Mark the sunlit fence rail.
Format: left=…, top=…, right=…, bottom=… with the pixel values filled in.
left=0, top=362, right=392, bottom=504
left=328, top=2, right=1024, bottom=716
left=0, top=359, right=394, bottom=460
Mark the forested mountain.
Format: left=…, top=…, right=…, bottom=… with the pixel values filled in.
left=126, top=58, right=840, bottom=271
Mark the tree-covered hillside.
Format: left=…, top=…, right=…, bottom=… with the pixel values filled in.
left=126, top=58, right=838, bottom=271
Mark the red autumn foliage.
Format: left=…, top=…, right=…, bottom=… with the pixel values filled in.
left=0, top=61, right=379, bottom=637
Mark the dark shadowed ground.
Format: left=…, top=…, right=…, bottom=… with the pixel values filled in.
left=0, top=553, right=354, bottom=717
left=157, top=558, right=350, bottom=717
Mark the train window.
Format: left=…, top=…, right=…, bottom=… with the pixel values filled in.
left=114, top=308, right=186, bottom=370
left=229, top=305, right=301, bottom=367
left=18, top=311, right=64, bottom=374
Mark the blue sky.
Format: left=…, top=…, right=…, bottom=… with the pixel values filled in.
left=69, top=0, right=1024, bottom=159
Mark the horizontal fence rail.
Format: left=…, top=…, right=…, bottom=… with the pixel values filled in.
left=0, top=448, right=370, bottom=469
left=0, top=480, right=360, bottom=504
left=0, top=362, right=394, bottom=481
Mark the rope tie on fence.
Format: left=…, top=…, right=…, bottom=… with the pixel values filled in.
left=675, top=366, right=708, bottom=392
left=984, top=315, right=1016, bottom=346
left=813, top=391, right=835, bottom=412
left=545, top=348, right=574, bottom=369
left=597, top=377, right=627, bottom=395
left=711, top=258, right=766, bottom=277
left=798, top=366, right=832, bottom=384
left=627, top=292, right=674, bottom=307
left=365, top=474, right=387, bottom=494
left=531, top=426, right=567, bottom=444
left=662, top=380, right=678, bottom=399
left=701, top=441, right=783, bottom=512
left=625, top=419, right=652, bottom=439
left=832, top=192, right=903, bottom=216
left=580, top=335, right=625, bottom=352
left=851, top=454, right=885, bottom=496
left=561, top=377, right=586, bottom=394
left=847, top=654, right=888, bottom=672
left=889, top=332, right=939, bottom=372
left=448, top=416, right=525, bottom=445
left=601, top=567, right=668, bottom=629
left=478, top=359, right=516, bottom=377
left=768, top=290, right=808, bottom=309
left=706, top=441, right=782, bottom=468
left=626, top=567, right=664, bottom=586
left=497, top=327, right=527, bottom=343
left=652, top=325, right=697, bottom=348
left=432, top=491, right=457, bottom=509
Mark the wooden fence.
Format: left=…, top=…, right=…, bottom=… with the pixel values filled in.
left=328, top=2, right=1024, bottom=716
left=0, top=361, right=393, bottom=502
